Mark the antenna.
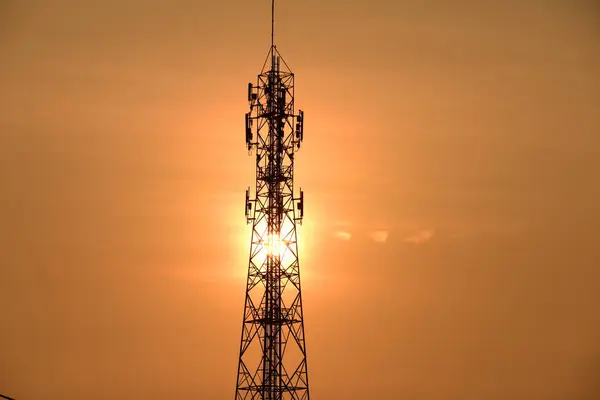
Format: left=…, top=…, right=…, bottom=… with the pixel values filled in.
left=235, top=0, right=311, bottom=398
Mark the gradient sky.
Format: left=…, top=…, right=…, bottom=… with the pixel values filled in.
left=1, top=1, right=599, bottom=399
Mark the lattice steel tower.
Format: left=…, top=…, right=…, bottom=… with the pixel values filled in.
left=234, top=1, right=309, bottom=399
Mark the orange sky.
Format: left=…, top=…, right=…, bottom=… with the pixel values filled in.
left=1, top=1, right=599, bottom=399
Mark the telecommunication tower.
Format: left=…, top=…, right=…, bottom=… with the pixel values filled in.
left=234, top=1, right=310, bottom=399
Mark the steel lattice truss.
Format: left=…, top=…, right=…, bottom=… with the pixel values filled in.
left=235, top=45, right=309, bottom=400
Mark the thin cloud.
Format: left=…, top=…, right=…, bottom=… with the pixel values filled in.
left=404, top=229, right=435, bottom=244
left=370, top=230, right=389, bottom=243
left=333, top=230, right=352, bottom=240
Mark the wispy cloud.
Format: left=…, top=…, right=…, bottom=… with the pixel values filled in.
left=370, top=230, right=389, bottom=244
left=333, top=230, right=352, bottom=240
left=404, top=229, right=435, bottom=244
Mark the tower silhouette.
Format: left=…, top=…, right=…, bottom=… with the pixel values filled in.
left=234, top=1, right=310, bottom=399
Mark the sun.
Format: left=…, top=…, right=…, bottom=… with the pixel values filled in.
left=264, top=232, right=287, bottom=257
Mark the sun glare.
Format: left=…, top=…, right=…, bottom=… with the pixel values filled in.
left=264, top=232, right=287, bottom=257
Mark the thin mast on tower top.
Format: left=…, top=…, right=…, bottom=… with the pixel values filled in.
left=271, top=0, right=275, bottom=49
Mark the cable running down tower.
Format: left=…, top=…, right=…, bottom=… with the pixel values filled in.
left=234, top=1, right=310, bottom=399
